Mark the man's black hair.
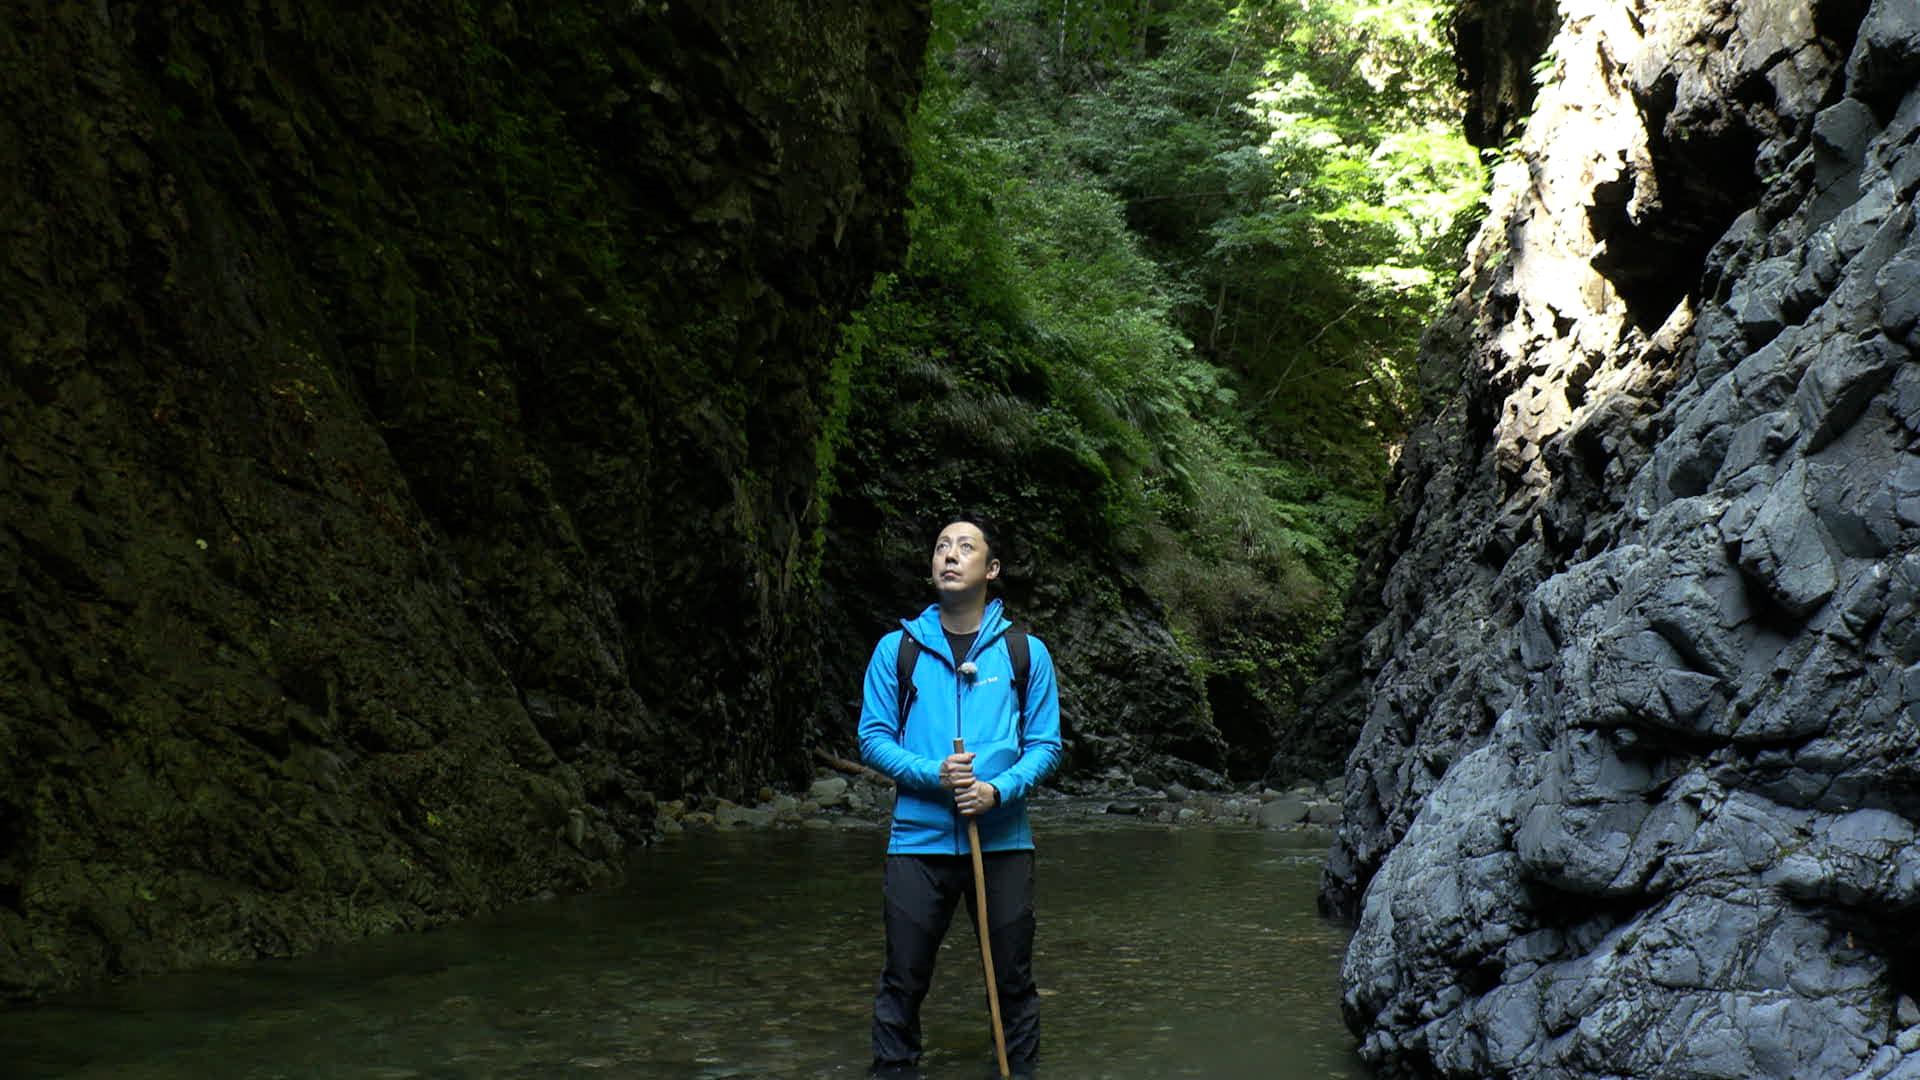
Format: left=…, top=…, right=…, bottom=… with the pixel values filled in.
left=942, top=510, right=1004, bottom=560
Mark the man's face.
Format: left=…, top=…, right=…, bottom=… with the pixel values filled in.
left=931, top=522, right=999, bottom=596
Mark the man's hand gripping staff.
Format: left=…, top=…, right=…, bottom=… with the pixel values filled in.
left=941, top=661, right=1001, bottom=816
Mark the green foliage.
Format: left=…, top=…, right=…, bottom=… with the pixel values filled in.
left=811, top=279, right=888, bottom=586
left=831, top=0, right=1480, bottom=773
left=1069, top=1, right=1480, bottom=487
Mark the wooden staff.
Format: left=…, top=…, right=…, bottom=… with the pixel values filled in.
left=955, top=737, right=1011, bottom=1078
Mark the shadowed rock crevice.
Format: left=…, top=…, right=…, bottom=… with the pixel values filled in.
left=1593, top=69, right=1764, bottom=333
left=1452, top=0, right=1564, bottom=150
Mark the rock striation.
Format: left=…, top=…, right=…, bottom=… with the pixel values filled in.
left=1316, top=0, right=1920, bottom=1075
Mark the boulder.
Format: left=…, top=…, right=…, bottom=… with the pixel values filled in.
left=1257, top=798, right=1309, bottom=829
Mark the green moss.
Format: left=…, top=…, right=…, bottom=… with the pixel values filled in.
left=0, top=0, right=930, bottom=1001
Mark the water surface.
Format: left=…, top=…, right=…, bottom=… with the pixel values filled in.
left=0, top=812, right=1364, bottom=1078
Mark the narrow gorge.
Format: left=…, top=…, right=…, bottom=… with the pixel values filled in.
left=8, top=2, right=1920, bottom=1077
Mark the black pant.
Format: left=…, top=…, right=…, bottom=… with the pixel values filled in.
left=871, top=851, right=1038, bottom=1076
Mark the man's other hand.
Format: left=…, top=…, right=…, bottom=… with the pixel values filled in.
left=955, top=779, right=998, bottom=816
left=939, top=751, right=975, bottom=789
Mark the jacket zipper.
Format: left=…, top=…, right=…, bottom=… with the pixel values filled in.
left=952, top=624, right=990, bottom=857
left=936, top=614, right=997, bottom=857
left=953, top=635, right=966, bottom=857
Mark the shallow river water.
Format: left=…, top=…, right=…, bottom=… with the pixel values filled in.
left=1, top=809, right=1365, bottom=1079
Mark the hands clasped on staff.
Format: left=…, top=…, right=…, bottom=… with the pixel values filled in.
left=940, top=751, right=1000, bottom=816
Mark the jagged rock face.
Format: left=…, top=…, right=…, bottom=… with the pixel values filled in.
left=0, top=2, right=925, bottom=1000
left=1323, top=0, right=1920, bottom=1075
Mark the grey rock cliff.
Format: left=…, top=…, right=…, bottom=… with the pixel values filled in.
left=1318, top=0, right=1920, bottom=1075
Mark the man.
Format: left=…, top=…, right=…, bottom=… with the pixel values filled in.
left=859, top=514, right=1063, bottom=1079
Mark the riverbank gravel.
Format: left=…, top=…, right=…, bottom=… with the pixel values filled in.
left=650, top=763, right=1344, bottom=841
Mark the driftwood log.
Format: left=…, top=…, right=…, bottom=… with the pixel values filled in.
left=812, top=747, right=887, bottom=785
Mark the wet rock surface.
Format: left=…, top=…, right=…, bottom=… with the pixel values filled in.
left=1311, top=0, right=1920, bottom=1075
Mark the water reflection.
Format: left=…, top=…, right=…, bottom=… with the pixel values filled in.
left=0, top=812, right=1365, bottom=1078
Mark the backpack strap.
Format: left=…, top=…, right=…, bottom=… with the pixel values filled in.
left=1005, top=623, right=1030, bottom=736
left=894, top=633, right=920, bottom=734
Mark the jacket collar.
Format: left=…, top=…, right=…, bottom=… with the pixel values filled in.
left=903, top=597, right=1007, bottom=666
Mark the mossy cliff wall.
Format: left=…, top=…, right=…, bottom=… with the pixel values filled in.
left=0, top=1, right=927, bottom=1000
left=1315, top=0, right=1920, bottom=1075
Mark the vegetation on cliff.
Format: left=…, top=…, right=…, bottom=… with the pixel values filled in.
left=820, top=0, right=1482, bottom=780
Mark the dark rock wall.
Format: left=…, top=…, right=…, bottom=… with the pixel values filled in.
left=0, top=0, right=926, bottom=1000
left=1318, top=0, right=1920, bottom=1075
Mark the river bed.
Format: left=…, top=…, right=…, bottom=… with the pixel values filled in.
left=0, top=809, right=1364, bottom=1078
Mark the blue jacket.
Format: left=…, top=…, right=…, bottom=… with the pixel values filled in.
left=859, top=598, right=1063, bottom=855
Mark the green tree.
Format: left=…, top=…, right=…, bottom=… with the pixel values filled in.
left=826, top=0, right=1481, bottom=777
